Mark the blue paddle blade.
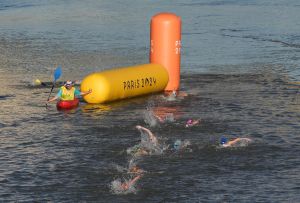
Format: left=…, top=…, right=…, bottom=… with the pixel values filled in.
left=54, top=66, right=62, bottom=82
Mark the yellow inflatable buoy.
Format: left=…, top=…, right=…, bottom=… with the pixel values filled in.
left=81, top=63, right=169, bottom=104
left=34, top=79, right=42, bottom=86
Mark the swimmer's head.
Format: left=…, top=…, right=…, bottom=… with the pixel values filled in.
left=172, top=90, right=177, bottom=96
left=174, top=139, right=182, bottom=150
left=130, top=166, right=139, bottom=173
left=185, top=119, right=193, bottom=127
left=187, top=119, right=193, bottom=125
left=220, top=137, right=228, bottom=145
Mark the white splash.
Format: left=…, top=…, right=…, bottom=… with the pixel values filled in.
left=110, top=178, right=137, bottom=195
left=143, top=109, right=158, bottom=127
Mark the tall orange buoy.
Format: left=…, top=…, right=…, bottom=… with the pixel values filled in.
left=150, top=13, right=181, bottom=91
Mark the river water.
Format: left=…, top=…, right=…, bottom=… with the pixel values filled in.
left=0, top=0, right=299, bottom=202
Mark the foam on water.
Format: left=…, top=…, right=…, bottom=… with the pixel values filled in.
left=143, top=109, right=159, bottom=127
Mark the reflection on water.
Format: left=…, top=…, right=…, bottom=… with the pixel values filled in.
left=80, top=103, right=112, bottom=114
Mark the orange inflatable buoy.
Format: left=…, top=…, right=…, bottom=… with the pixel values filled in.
left=150, top=13, right=181, bottom=91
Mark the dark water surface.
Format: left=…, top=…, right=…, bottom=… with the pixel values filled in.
left=0, top=0, right=300, bottom=202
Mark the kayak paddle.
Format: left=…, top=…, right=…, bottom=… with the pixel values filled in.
left=46, top=66, right=62, bottom=104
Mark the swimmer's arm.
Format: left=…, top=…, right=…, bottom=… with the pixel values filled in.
left=229, top=138, right=252, bottom=145
left=136, top=125, right=157, bottom=144
left=122, top=175, right=142, bottom=190
left=194, top=120, right=200, bottom=124
left=228, top=138, right=251, bottom=145
left=136, top=125, right=152, bottom=136
left=227, top=138, right=241, bottom=146
left=129, top=175, right=142, bottom=185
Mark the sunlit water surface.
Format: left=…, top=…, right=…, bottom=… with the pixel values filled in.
left=0, top=0, right=299, bottom=202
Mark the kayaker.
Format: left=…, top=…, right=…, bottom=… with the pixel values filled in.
left=47, top=80, right=92, bottom=103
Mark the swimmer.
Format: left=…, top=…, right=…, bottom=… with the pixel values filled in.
left=220, top=136, right=252, bottom=148
left=185, top=119, right=200, bottom=128
left=173, top=140, right=182, bottom=151
left=136, top=125, right=158, bottom=146
left=120, top=175, right=142, bottom=191
left=154, top=113, right=175, bottom=123
left=128, top=166, right=144, bottom=174
left=163, top=90, right=177, bottom=101
left=127, top=125, right=163, bottom=157
left=172, top=90, right=177, bottom=97
left=111, top=175, right=142, bottom=194
left=164, top=90, right=188, bottom=99
left=173, top=139, right=192, bottom=152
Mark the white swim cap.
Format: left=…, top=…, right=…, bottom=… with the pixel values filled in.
left=65, top=80, right=73, bottom=86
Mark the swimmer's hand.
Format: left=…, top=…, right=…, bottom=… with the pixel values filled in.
left=121, top=183, right=129, bottom=190
left=136, top=125, right=142, bottom=130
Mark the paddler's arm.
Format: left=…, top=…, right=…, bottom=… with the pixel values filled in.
left=47, top=95, right=59, bottom=103
left=47, top=89, right=62, bottom=103
left=79, top=89, right=92, bottom=96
